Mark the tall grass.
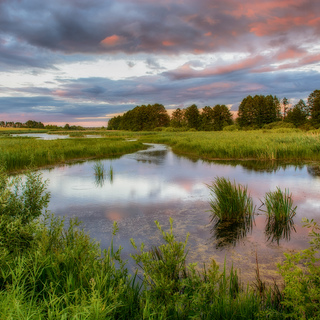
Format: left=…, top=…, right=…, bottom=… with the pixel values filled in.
left=139, top=130, right=320, bottom=161
left=0, top=136, right=145, bottom=172
left=208, top=177, right=255, bottom=221
left=262, top=188, right=297, bottom=244
left=207, top=177, right=255, bottom=247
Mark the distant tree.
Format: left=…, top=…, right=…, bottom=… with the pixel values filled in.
left=107, top=116, right=122, bottom=130
left=285, top=101, right=308, bottom=127
left=199, top=106, right=214, bottom=131
left=170, top=108, right=185, bottom=128
left=184, top=104, right=200, bottom=129
left=64, top=124, right=70, bottom=130
left=25, top=120, right=44, bottom=128
left=0, top=121, right=5, bottom=127
left=108, top=103, right=169, bottom=131
left=237, top=95, right=281, bottom=128
left=282, top=97, right=289, bottom=119
left=212, top=104, right=233, bottom=131
left=308, top=90, right=320, bottom=127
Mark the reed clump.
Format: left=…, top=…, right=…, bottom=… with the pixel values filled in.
left=208, top=177, right=255, bottom=221
left=263, top=187, right=297, bottom=222
left=262, top=188, right=297, bottom=243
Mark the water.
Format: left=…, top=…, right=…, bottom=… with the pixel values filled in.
left=38, top=143, right=320, bottom=283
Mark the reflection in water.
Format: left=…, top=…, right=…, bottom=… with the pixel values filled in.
left=94, top=174, right=105, bottom=188
left=265, top=217, right=296, bottom=244
left=201, top=158, right=304, bottom=174
left=307, top=165, right=320, bottom=177
left=134, top=149, right=168, bottom=165
left=210, top=215, right=254, bottom=249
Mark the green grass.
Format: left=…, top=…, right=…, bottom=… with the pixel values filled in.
left=263, top=187, right=297, bottom=222
left=0, top=136, right=145, bottom=172
left=138, top=130, right=320, bottom=161
left=207, top=177, right=255, bottom=247
left=208, top=177, right=255, bottom=221
left=262, top=188, right=297, bottom=244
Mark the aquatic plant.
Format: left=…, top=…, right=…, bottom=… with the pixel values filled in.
left=262, top=187, right=297, bottom=244
left=208, top=177, right=255, bottom=221
left=263, top=187, right=296, bottom=222
left=109, top=165, right=114, bottom=183
left=93, top=160, right=105, bottom=178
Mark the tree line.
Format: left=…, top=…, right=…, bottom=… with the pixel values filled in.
left=107, top=103, right=233, bottom=131
left=107, top=89, right=320, bottom=131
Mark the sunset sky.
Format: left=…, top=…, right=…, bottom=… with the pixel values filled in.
left=0, top=0, right=320, bottom=127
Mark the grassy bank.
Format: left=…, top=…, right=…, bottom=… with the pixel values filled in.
left=0, top=136, right=145, bottom=172
left=138, top=130, right=320, bottom=161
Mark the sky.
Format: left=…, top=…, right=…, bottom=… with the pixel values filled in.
left=0, top=0, right=320, bottom=127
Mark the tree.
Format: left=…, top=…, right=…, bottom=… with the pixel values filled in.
left=199, top=106, right=214, bottom=131
left=308, top=90, right=320, bottom=127
left=184, top=104, right=200, bottom=129
left=285, top=100, right=308, bottom=127
left=237, top=95, right=281, bottom=128
left=212, top=104, right=233, bottom=131
left=170, top=108, right=185, bottom=128
left=282, top=97, right=289, bottom=119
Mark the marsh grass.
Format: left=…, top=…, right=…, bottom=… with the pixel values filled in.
left=109, top=165, right=114, bottom=183
left=263, top=188, right=297, bottom=221
left=208, top=177, right=255, bottom=221
left=0, top=136, right=145, bottom=172
left=139, top=130, right=320, bottom=161
left=262, top=188, right=297, bottom=244
left=93, top=161, right=105, bottom=178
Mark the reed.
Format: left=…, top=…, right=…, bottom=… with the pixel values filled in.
left=262, top=188, right=297, bottom=244
left=93, top=161, right=105, bottom=178
left=263, top=187, right=297, bottom=222
left=0, top=136, right=145, bottom=172
left=139, top=130, right=320, bottom=161
left=208, top=177, right=255, bottom=221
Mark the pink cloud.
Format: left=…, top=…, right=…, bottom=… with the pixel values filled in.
left=276, top=47, right=307, bottom=61
left=100, top=35, right=126, bottom=47
left=167, top=55, right=265, bottom=80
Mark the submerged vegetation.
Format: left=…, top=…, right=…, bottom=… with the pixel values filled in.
left=0, top=166, right=319, bottom=318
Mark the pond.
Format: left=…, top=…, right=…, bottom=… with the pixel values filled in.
left=38, top=143, right=320, bottom=283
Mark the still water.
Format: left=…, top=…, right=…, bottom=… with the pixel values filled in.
left=39, top=143, right=320, bottom=283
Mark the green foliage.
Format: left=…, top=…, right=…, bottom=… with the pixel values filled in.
left=0, top=164, right=50, bottom=254
left=131, top=218, right=261, bottom=319
left=108, top=104, right=170, bottom=131
left=237, top=94, right=281, bottom=128
left=212, top=104, right=233, bottom=130
left=276, top=219, right=320, bottom=319
left=308, top=89, right=320, bottom=127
